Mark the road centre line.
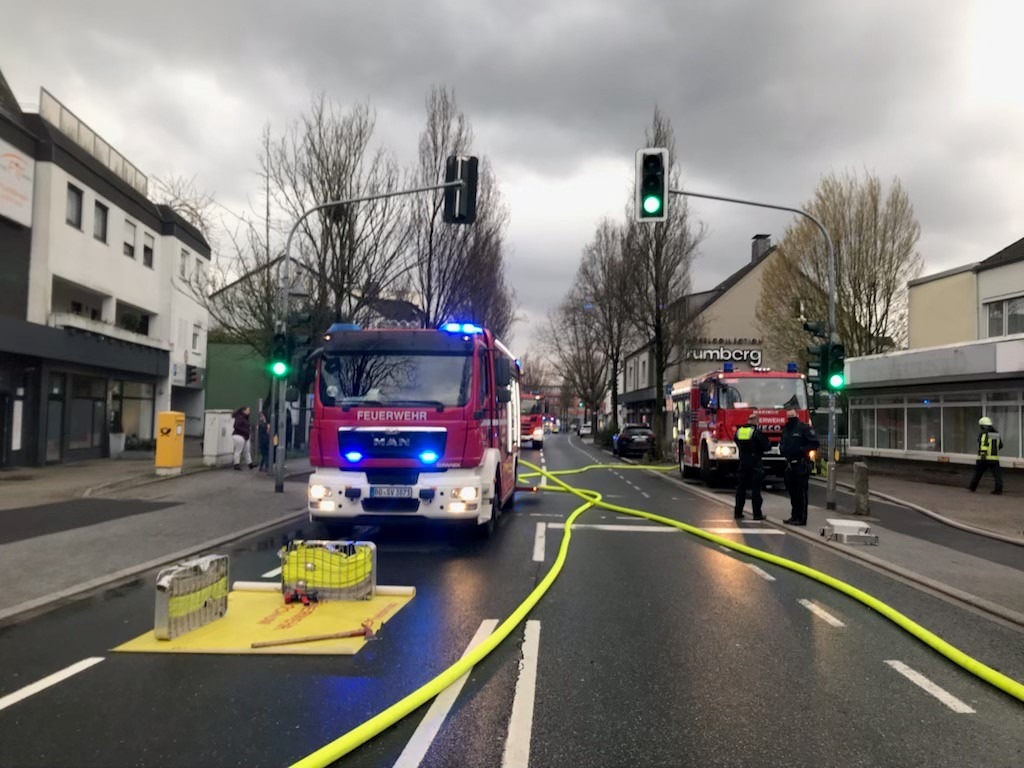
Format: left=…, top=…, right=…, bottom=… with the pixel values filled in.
left=261, top=566, right=282, bottom=579
left=884, top=660, right=976, bottom=713
left=501, top=620, right=541, bottom=768
left=640, top=491, right=650, bottom=498
left=745, top=564, right=777, bottom=581
left=799, top=599, right=846, bottom=627
left=0, top=657, right=105, bottom=713
left=393, top=620, right=501, bottom=768
left=547, top=523, right=674, bottom=533
left=533, top=523, right=546, bottom=561
left=529, top=513, right=563, bottom=517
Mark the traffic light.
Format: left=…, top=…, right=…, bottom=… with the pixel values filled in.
left=269, top=332, right=289, bottom=378
left=826, top=343, right=846, bottom=391
left=443, top=155, right=479, bottom=224
left=803, top=322, right=827, bottom=389
left=635, top=148, right=668, bottom=222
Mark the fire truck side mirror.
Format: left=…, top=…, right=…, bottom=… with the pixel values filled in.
left=494, top=357, right=512, bottom=388
left=497, top=388, right=512, bottom=404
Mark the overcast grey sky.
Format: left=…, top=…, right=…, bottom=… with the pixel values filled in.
left=2, top=0, right=1022, bottom=350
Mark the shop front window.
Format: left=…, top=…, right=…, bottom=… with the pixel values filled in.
left=69, top=376, right=107, bottom=451
left=876, top=408, right=905, bottom=450
left=111, top=380, right=155, bottom=441
left=941, top=405, right=982, bottom=455
left=986, top=405, right=1021, bottom=458
left=850, top=409, right=874, bottom=448
left=907, top=408, right=941, bottom=452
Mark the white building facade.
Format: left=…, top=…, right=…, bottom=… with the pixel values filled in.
left=0, top=80, right=209, bottom=466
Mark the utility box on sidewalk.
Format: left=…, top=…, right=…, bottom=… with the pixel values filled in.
left=203, top=410, right=236, bottom=467
left=155, top=411, right=186, bottom=476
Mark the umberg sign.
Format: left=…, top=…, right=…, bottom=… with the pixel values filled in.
left=685, top=337, right=763, bottom=367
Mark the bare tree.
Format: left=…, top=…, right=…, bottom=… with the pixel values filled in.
left=518, top=352, right=554, bottom=393
left=544, top=292, right=608, bottom=433
left=755, top=169, right=923, bottom=363
left=577, top=218, right=631, bottom=432
left=623, top=107, right=705, bottom=458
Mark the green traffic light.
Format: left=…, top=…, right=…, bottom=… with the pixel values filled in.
left=642, top=195, right=662, bottom=215
left=828, top=373, right=845, bottom=390
left=271, top=361, right=288, bottom=377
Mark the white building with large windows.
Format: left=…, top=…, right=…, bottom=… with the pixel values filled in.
left=846, top=236, right=1024, bottom=469
left=0, top=73, right=209, bottom=467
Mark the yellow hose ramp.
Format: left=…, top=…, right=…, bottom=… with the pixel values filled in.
left=289, top=460, right=1024, bottom=768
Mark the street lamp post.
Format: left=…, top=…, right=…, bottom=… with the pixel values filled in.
left=668, top=188, right=840, bottom=510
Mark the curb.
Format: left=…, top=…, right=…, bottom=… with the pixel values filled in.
left=0, top=508, right=308, bottom=628
left=644, top=465, right=1024, bottom=631
left=81, top=463, right=216, bottom=498
left=811, top=476, right=1024, bottom=547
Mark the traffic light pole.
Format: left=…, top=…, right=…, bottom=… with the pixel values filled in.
left=668, top=188, right=839, bottom=510
left=272, top=180, right=465, bottom=492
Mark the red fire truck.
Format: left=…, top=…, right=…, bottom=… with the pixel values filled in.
left=306, top=322, right=521, bottom=536
left=520, top=393, right=549, bottom=449
left=671, top=363, right=811, bottom=486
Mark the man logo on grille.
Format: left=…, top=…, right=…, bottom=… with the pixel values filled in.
left=373, top=436, right=412, bottom=448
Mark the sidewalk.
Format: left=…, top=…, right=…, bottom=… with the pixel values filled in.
left=826, top=462, right=1024, bottom=539
left=0, top=457, right=313, bottom=624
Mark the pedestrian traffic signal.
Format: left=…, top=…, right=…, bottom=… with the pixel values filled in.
left=635, top=148, right=668, bottom=222
left=269, top=333, right=289, bottom=378
left=443, top=155, right=479, bottom=225
left=826, top=343, right=846, bottom=391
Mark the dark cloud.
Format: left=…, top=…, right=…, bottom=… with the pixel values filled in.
left=2, top=0, right=1020, bottom=350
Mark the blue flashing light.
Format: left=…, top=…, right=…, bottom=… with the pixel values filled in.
left=441, top=322, right=483, bottom=335
left=723, top=362, right=735, bottom=373
left=442, top=322, right=462, bottom=333
left=461, top=323, right=482, bottom=334
left=786, top=362, right=798, bottom=373
left=328, top=323, right=361, bottom=333
left=419, top=450, right=440, bottom=464
left=344, top=451, right=364, bottom=463
left=922, top=399, right=931, bottom=405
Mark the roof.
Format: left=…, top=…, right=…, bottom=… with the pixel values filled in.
left=976, top=235, right=1024, bottom=273
left=908, top=262, right=978, bottom=288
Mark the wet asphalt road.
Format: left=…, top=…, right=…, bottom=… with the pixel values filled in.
left=0, top=436, right=1022, bottom=767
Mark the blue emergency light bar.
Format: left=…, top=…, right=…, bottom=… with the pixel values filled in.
left=787, top=362, right=798, bottom=373
left=344, top=451, right=364, bottom=463
left=442, top=322, right=483, bottom=335
left=723, top=362, right=734, bottom=373
left=419, top=450, right=440, bottom=464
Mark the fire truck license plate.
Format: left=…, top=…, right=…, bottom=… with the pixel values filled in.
left=370, top=486, right=414, bottom=498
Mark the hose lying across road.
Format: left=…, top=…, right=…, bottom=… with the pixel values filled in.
left=289, top=461, right=1024, bottom=768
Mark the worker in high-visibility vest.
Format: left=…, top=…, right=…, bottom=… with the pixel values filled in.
left=968, top=416, right=1003, bottom=495
left=734, top=414, right=771, bottom=520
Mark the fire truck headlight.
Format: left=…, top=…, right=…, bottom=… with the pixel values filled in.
left=456, top=486, right=479, bottom=501
left=714, top=444, right=738, bottom=458
left=532, top=428, right=544, bottom=440
left=309, top=484, right=330, bottom=500
left=319, top=500, right=336, bottom=512
left=449, top=502, right=468, bottom=514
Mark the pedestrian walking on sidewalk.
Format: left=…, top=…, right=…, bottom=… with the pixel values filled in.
left=232, top=406, right=256, bottom=471
left=257, top=411, right=271, bottom=473
left=968, top=416, right=1004, bottom=495
left=779, top=408, right=819, bottom=526
left=734, top=414, right=770, bottom=520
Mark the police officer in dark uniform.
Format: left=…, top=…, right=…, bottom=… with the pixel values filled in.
left=779, top=408, right=819, bottom=525
left=734, top=414, right=771, bottom=520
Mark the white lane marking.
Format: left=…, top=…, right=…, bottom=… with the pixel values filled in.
left=798, top=599, right=846, bottom=627
left=529, top=513, right=563, bottom=517
left=394, top=620, right=500, bottom=767
left=533, top=523, right=547, bottom=562
left=501, top=620, right=541, bottom=768
left=547, top=523, right=675, bottom=533
left=261, top=566, right=282, bottom=579
left=718, top=545, right=732, bottom=553
left=745, top=564, right=777, bottom=581
left=0, top=657, right=105, bottom=713
left=702, top=527, right=785, bottom=535
left=884, top=660, right=976, bottom=713
left=640, top=491, right=650, bottom=498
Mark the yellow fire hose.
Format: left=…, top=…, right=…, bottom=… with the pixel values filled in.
left=289, top=460, right=1024, bottom=768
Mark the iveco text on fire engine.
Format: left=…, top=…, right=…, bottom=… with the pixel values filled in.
left=306, top=322, right=521, bottom=536
left=672, top=362, right=812, bottom=486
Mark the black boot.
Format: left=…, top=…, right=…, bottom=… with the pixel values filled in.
left=234, top=464, right=242, bottom=471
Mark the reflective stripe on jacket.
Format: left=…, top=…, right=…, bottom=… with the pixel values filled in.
left=979, top=431, right=1002, bottom=461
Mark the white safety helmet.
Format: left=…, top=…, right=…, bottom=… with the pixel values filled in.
left=979, top=416, right=993, bottom=427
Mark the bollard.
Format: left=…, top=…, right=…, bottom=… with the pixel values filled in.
left=853, top=461, right=870, bottom=516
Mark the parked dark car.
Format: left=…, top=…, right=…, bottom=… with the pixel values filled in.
left=612, top=424, right=655, bottom=458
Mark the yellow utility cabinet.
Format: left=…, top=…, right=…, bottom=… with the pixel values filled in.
left=155, top=411, right=186, bottom=476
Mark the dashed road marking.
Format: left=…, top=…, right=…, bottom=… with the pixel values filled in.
left=640, top=491, right=650, bottom=498
left=702, top=527, right=784, bottom=535
left=547, top=523, right=675, bottom=533
left=533, top=522, right=547, bottom=562
left=0, top=657, right=105, bottom=713
left=884, top=660, right=976, bottom=713
left=393, top=619, right=500, bottom=767
left=799, top=599, right=846, bottom=627
left=261, top=566, right=282, bottom=579
left=501, top=620, right=541, bottom=767
left=745, top=564, right=776, bottom=581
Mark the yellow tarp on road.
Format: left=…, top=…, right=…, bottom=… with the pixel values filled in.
left=115, top=588, right=413, bottom=656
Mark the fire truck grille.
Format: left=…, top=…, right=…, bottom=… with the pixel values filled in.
left=361, top=498, right=421, bottom=513
left=365, top=469, right=422, bottom=485
left=338, top=428, right=447, bottom=461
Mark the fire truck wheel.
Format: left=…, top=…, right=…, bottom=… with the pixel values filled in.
left=476, top=499, right=497, bottom=539
left=680, top=448, right=698, bottom=479
left=699, top=443, right=720, bottom=487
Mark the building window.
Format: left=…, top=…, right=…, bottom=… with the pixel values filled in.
left=641, top=359, right=647, bottom=387
left=876, top=408, right=905, bottom=450
left=180, top=249, right=189, bottom=279
left=942, top=405, right=982, bottom=455
left=986, top=404, right=1021, bottom=459
left=123, top=220, right=137, bottom=258
left=111, top=380, right=156, bottom=441
left=986, top=296, right=1024, bottom=337
left=192, top=324, right=202, bottom=353
left=93, top=202, right=108, bottom=242
left=907, top=407, right=941, bottom=452
left=143, top=233, right=154, bottom=268
left=66, top=184, right=83, bottom=229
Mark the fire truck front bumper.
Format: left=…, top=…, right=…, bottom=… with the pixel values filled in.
left=307, top=467, right=493, bottom=526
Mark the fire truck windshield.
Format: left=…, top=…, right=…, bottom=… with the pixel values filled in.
left=319, top=351, right=472, bottom=408
left=718, top=378, right=807, bottom=410
left=520, top=397, right=545, bottom=415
